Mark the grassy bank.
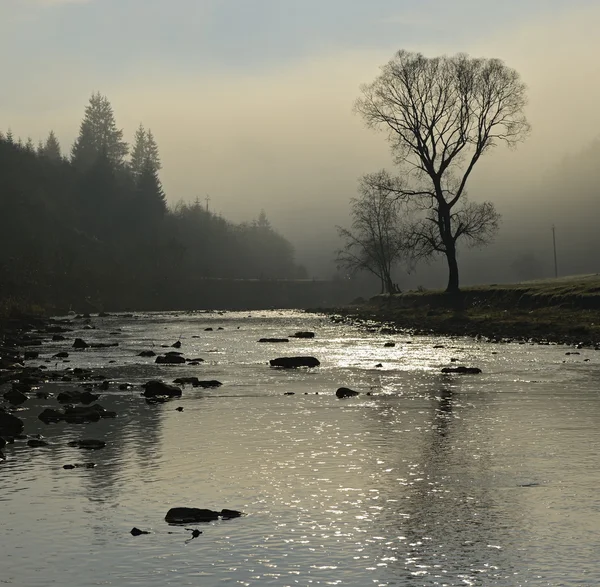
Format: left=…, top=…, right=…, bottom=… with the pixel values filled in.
left=313, top=274, right=600, bottom=346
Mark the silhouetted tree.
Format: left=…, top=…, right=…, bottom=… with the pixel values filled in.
left=337, top=171, right=409, bottom=294
left=356, top=51, right=529, bottom=292
left=71, top=92, right=128, bottom=171
left=41, top=130, right=62, bottom=161
left=135, top=158, right=166, bottom=219
left=130, top=124, right=161, bottom=177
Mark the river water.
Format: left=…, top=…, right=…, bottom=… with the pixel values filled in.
left=1, top=310, right=599, bottom=586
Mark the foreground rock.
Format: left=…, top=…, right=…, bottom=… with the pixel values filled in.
left=441, top=366, right=482, bottom=375
left=143, top=380, right=182, bottom=398
left=258, top=338, right=289, bottom=343
left=3, top=389, right=28, bottom=405
left=57, top=390, right=100, bottom=404
left=270, top=356, right=320, bottom=368
left=194, top=380, right=222, bottom=389
left=336, top=387, right=360, bottom=398
left=155, top=354, right=186, bottom=364
left=39, top=404, right=116, bottom=424
left=292, top=332, right=315, bottom=339
left=0, top=410, right=24, bottom=436
left=165, top=507, right=243, bottom=524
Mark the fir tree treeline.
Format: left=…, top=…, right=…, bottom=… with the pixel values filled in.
left=0, top=93, right=306, bottom=311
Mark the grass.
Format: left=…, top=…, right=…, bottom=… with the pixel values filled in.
left=318, top=274, right=600, bottom=345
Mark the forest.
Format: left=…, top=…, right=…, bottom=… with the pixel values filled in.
left=0, top=93, right=308, bottom=313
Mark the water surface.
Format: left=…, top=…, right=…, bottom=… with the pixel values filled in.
left=1, top=310, right=599, bottom=586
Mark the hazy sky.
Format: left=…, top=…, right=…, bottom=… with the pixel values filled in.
left=2, top=0, right=600, bottom=262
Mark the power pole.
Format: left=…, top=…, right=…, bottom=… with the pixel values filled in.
left=205, top=194, right=211, bottom=212
left=552, top=225, right=558, bottom=278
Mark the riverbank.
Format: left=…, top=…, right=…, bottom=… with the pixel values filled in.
left=311, top=274, right=600, bottom=346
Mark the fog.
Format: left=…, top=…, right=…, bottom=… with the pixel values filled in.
left=3, top=1, right=600, bottom=288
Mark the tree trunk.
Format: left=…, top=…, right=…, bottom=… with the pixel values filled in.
left=445, top=243, right=460, bottom=293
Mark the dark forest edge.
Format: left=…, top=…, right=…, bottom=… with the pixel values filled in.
left=0, top=93, right=314, bottom=315
left=309, top=274, right=600, bottom=346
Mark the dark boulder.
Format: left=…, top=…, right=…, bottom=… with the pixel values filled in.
left=384, top=342, right=395, bottom=348
left=3, top=389, right=28, bottom=405
left=172, top=341, right=182, bottom=348
left=173, top=377, right=200, bottom=386
left=292, top=331, right=315, bottom=339
left=89, top=342, right=118, bottom=349
left=270, top=356, right=320, bottom=368
left=52, top=334, right=66, bottom=341
left=53, top=351, right=69, bottom=358
left=156, top=355, right=186, bottom=364
left=441, top=366, right=482, bottom=375
left=193, top=380, right=222, bottom=389
left=258, top=338, right=289, bottom=343
left=24, top=350, right=39, bottom=360
left=143, top=380, right=182, bottom=398
left=39, top=408, right=64, bottom=424
left=165, top=507, right=244, bottom=524
left=336, top=387, right=360, bottom=398
left=0, top=411, right=24, bottom=436
left=63, top=404, right=115, bottom=423
left=138, top=350, right=156, bottom=357
left=131, top=527, right=150, bottom=536
left=57, top=390, right=100, bottom=404
left=27, top=438, right=49, bottom=447
left=73, top=338, right=89, bottom=349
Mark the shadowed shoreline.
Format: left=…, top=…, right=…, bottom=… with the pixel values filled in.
left=309, top=274, right=600, bottom=347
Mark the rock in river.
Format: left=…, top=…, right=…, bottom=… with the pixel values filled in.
left=0, top=410, right=25, bottom=436
left=155, top=355, right=186, bottom=364
left=143, top=380, right=182, bottom=398
left=441, top=366, right=482, bottom=375
left=165, top=507, right=243, bottom=524
left=336, top=387, right=360, bottom=398
left=269, top=356, right=320, bottom=369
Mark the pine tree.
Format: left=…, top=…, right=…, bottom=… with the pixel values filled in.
left=136, top=158, right=167, bottom=219
left=71, top=92, right=128, bottom=171
left=145, top=130, right=161, bottom=172
left=130, top=124, right=161, bottom=177
left=5, top=129, right=14, bottom=144
left=25, top=137, right=35, bottom=153
left=130, top=123, right=147, bottom=177
left=42, top=130, right=62, bottom=161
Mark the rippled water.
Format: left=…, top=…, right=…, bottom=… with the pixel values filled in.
left=1, top=310, right=600, bottom=586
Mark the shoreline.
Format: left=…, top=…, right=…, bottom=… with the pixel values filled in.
left=309, top=275, right=600, bottom=347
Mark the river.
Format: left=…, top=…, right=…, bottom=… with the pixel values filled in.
left=1, top=310, right=599, bottom=586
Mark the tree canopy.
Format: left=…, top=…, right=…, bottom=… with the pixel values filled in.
left=355, top=51, right=529, bottom=292
left=0, top=93, right=306, bottom=312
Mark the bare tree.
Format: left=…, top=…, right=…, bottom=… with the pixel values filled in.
left=336, top=171, right=410, bottom=294
left=355, top=51, right=529, bottom=292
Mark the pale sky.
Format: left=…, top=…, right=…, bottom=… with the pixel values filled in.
left=2, top=0, right=600, bottom=273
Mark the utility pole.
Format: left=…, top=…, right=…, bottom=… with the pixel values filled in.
left=552, top=225, right=558, bottom=278
left=205, top=194, right=211, bottom=212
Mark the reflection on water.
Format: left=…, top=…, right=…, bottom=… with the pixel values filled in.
left=1, top=310, right=600, bottom=586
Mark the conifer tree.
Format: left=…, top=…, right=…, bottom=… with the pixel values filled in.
left=145, top=130, right=161, bottom=172
left=136, top=158, right=167, bottom=219
left=130, top=123, right=147, bottom=177
left=25, top=137, right=35, bottom=153
left=5, top=129, right=14, bottom=144
left=71, top=92, right=128, bottom=171
left=130, top=124, right=161, bottom=177
left=42, top=130, right=62, bottom=161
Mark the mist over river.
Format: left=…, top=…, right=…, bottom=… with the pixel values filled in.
left=1, top=310, right=599, bottom=586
